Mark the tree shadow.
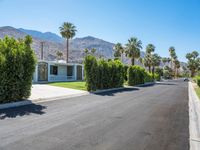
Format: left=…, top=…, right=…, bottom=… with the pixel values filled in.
left=93, top=87, right=139, bottom=96
left=0, top=102, right=47, bottom=120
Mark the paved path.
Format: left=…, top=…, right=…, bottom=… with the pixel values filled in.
left=0, top=80, right=189, bottom=150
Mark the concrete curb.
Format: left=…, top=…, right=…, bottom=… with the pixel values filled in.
left=0, top=82, right=157, bottom=110
left=0, top=100, right=32, bottom=110
left=188, top=82, right=200, bottom=150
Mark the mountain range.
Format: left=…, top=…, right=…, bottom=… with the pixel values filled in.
left=0, top=26, right=115, bottom=63
left=0, top=26, right=187, bottom=69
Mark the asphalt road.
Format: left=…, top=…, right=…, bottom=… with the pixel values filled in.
left=0, top=80, right=189, bottom=150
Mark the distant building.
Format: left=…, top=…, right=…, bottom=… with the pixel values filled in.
left=32, top=60, right=84, bottom=83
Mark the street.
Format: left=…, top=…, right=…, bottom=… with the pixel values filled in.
left=0, top=80, right=189, bottom=150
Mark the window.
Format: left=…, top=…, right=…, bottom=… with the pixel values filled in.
left=67, top=66, right=73, bottom=76
left=50, top=65, right=58, bottom=75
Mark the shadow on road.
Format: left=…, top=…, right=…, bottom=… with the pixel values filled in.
left=0, top=103, right=47, bottom=120
left=94, top=87, right=139, bottom=96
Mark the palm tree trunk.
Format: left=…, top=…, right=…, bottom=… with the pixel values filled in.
left=152, top=66, right=155, bottom=79
left=148, top=66, right=151, bottom=73
left=66, top=39, right=69, bottom=63
left=131, top=57, right=135, bottom=65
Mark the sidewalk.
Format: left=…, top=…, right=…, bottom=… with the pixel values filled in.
left=189, top=82, right=200, bottom=150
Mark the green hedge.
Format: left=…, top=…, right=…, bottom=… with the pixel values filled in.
left=194, top=76, right=200, bottom=87
left=84, top=55, right=124, bottom=91
left=144, top=72, right=153, bottom=82
left=154, top=73, right=161, bottom=81
left=0, top=36, right=36, bottom=103
left=127, top=66, right=145, bottom=86
left=84, top=55, right=98, bottom=91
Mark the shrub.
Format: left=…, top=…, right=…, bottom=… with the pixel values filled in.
left=127, top=65, right=145, bottom=86
left=154, top=73, right=161, bottom=81
left=0, top=36, right=36, bottom=103
left=84, top=55, right=98, bottom=91
left=196, top=76, right=200, bottom=87
left=123, top=65, right=129, bottom=81
left=84, top=56, right=124, bottom=91
left=144, top=71, right=153, bottom=82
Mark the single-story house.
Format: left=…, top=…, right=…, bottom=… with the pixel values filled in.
left=32, top=60, right=84, bottom=83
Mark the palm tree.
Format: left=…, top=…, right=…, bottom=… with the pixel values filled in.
left=125, top=37, right=142, bottom=65
left=56, top=51, right=63, bottom=60
left=169, top=46, right=175, bottom=69
left=59, top=22, right=77, bottom=63
left=144, top=44, right=155, bottom=72
left=151, top=53, right=161, bottom=79
left=162, top=57, right=168, bottom=67
left=174, top=59, right=180, bottom=78
left=113, top=43, right=124, bottom=62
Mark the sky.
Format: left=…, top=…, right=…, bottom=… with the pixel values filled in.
left=0, top=0, right=200, bottom=62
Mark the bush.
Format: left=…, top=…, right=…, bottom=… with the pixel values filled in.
left=123, top=65, right=129, bottom=81
left=144, top=71, right=153, bottom=82
left=84, top=55, right=98, bottom=91
left=127, top=65, right=145, bottom=86
left=196, top=76, right=200, bottom=87
left=155, top=73, right=161, bottom=81
left=84, top=56, right=124, bottom=91
left=0, top=36, right=36, bottom=103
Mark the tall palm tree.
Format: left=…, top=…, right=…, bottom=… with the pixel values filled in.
left=162, top=57, right=168, bottom=67
left=59, top=22, right=77, bottom=63
left=144, top=44, right=155, bottom=72
left=169, top=46, right=175, bottom=69
left=113, top=43, right=124, bottom=62
left=151, top=53, right=161, bottom=79
left=174, top=59, right=180, bottom=78
left=125, top=37, right=142, bottom=65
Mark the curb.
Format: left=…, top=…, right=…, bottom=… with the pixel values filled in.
left=188, top=82, right=200, bottom=150
left=0, top=82, right=157, bottom=110
left=0, top=100, right=32, bottom=110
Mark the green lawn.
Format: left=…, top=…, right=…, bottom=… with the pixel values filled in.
left=195, top=87, right=200, bottom=100
left=48, top=81, right=86, bottom=91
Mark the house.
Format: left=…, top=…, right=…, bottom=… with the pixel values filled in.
left=32, top=60, right=84, bottom=83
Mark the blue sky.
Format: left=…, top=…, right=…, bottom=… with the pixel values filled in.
left=1, top=0, right=200, bottom=62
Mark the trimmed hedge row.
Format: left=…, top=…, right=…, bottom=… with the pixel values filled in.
left=127, top=66, right=145, bottom=86
left=127, top=65, right=160, bottom=86
left=0, top=36, right=36, bottom=103
left=84, top=55, right=124, bottom=91
left=84, top=56, right=160, bottom=91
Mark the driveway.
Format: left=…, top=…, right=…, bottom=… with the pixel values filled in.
left=30, top=84, right=87, bottom=101
left=0, top=80, right=189, bottom=150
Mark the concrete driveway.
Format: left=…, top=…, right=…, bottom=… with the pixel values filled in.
left=29, top=84, right=87, bottom=101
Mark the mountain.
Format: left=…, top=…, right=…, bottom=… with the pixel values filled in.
left=19, top=28, right=64, bottom=43
left=0, top=26, right=115, bottom=63
left=0, top=26, right=187, bottom=68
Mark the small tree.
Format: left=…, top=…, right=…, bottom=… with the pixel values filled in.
left=56, top=51, right=63, bottom=60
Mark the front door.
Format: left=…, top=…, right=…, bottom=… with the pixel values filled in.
left=38, top=62, right=48, bottom=81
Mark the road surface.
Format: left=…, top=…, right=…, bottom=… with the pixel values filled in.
left=0, top=80, right=189, bottom=150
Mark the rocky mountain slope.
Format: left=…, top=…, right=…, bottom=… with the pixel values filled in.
left=0, top=26, right=115, bottom=63
left=0, top=26, right=186, bottom=68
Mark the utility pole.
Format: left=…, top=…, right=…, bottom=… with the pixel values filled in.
left=40, top=41, right=45, bottom=60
